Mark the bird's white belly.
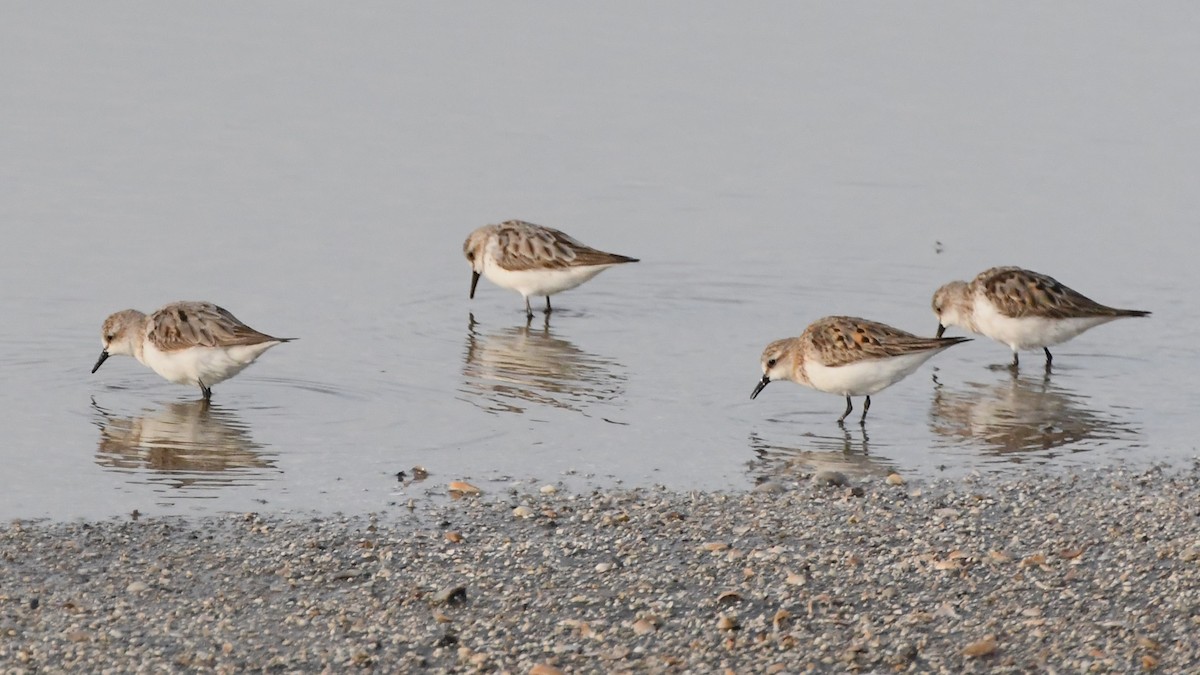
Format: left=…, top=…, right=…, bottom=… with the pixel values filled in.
left=483, top=262, right=612, bottom=297
left=973, top=298, right=1113, bottom=351
left=804, top=351, right=942, bottom=396
left=140, top=341, right=280, bottom=387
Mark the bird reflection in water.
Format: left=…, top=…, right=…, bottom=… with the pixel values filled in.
left=460, top=314, right=627, bottom=415
left=928, top=370, right=1139, bottom=459
left=93, top=399, right=279, bottom=494
left=747, top=427, right=897, bottom=484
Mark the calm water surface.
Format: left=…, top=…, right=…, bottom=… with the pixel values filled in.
left=2, top=4, right=1198, bottom=519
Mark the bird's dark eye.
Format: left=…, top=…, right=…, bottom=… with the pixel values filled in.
left=104, top=334, right=114, bottom=342
left=766, top=358, right=777, bottom=368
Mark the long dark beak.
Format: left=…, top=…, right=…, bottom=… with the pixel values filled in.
left=750, top=375, right=770, bottom=400
left=935, top=324, right=946, bottom=338
left=92, top=350, right=110, bottom=374
left=469, top=271, right=481, bottom=299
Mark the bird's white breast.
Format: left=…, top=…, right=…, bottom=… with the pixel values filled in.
left=483, top=259, right=614, bottom=297
left=140, top=339, right=282, bottom=387
left=972, top=294, right=1115, bottom=350
left=803, top=350, right=944, bottom=396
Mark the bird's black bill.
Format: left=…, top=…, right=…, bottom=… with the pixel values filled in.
left=750, top=375, right=770, bottom=400
left=91, top=350, right=110, bottom=374
left=469, top=271, right=481, bottom=299
left=935, top=324, right=946, bottom=338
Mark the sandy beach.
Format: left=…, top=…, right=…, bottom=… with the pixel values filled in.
left=3, top=464, right=1198, bottom=673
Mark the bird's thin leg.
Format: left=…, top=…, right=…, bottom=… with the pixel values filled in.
left=524, top=296, right=534, bottom=319
left=837, top=396, right=853, bottom=423
left=860, top=396, right=871, bottom=424
left=1010, top=351, right=1020, bottom=370
left=1043, top=348, right=1053, bottom=369
left=200, top=381, right=212, bottom=401
left=544, top=296, right=552, bottom=315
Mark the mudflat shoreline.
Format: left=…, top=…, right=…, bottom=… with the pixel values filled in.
left=3, top=465, right=1198, bottom=673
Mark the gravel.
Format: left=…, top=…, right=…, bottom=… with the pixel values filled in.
left=2, top=464, right=1198, bottom=673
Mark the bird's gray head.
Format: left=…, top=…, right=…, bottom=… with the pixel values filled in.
left=92, top=309, right=146, bottom=372
left=932, top=281, right=972, bottom=337
left=463, top=227, right=493, bottom=299
left=751, top=337, right=797, bottom=399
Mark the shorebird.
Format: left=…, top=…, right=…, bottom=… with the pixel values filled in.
left=752, top=316, right=969, bottom=424
left=92, top=301, right=292, bottom=399
left=463, top=220, right=638, bottom=318
left=933, top=266, right=1150, bottom=369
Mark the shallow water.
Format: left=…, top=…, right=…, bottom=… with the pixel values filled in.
left=3, top=4, right=1198, bottom=519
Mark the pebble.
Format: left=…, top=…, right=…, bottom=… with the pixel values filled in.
left=812, top=470, right=849, bottom=487
left=2, top=466, right=1198, bottom=672
left=752, top=480, right=785, bottom=494
left=1181, top=545, right=1200, bottom=562
left=447, top=481, right=481, bottom=495
left=431, top=585, right=467, bottom=605
left=631, top=619, right=656, bottom=635
left=962, top=635, right=998, bottom=658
